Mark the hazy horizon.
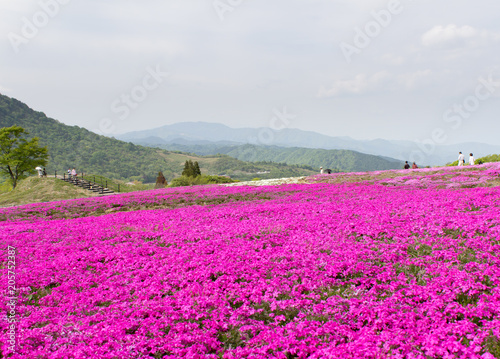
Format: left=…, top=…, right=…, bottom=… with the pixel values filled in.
left=111, top=120, right=498, bottom=147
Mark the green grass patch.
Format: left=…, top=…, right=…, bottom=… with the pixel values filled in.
left=0, top=177, right=100, bottom=207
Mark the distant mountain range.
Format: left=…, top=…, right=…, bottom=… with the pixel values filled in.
left=1, top=94, right=406, bottom=182
left=0, top=94, right=317, bottom=182
left=118, top=122, right=500, bottom=166
left=116, top=123, right=407, bottom=172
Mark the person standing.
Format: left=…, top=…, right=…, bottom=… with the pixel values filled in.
left=71, top=168, right=77, bottom=179
left=469, top=153, right=475, bottom=166
left=320, top=167, right=324, bottom=174
left=458, top=152, right=465, bottom=166
left=403, top=161, right=410, bottom=169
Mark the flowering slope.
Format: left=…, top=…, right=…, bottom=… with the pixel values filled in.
left=309, top=162, right=500, bottom=189
left=0, top=183, right=300, bottom=222
left=1, top=165, right=500, bottom=358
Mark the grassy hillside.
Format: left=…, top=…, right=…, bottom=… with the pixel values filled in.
left=146, top=143, right=404, bottom=172
left=0, top=177, right=102, bottom=207
left=447, top=154, right=500, bottom=166
left=0, top=94, right=317, bottom=182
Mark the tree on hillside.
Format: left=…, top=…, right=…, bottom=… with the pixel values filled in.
left=193, top=161, right=201, bottom=176
left=182, top=160, right=193, bottom=177
left=0, top=126, right=48, bottom=189
left=155, top=171, right=166, bottom=189
left=182, top=160, right=201, bottom=177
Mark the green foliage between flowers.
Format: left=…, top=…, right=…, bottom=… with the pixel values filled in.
left=169, top=175, right=237, bottom=187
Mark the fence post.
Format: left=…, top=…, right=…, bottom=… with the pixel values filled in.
left=106, top=180, right=107, bottom=189
left=118, top=184, right=120, bottom=192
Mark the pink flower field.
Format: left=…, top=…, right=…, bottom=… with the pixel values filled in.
left=2, top=164, right=500, bottom=358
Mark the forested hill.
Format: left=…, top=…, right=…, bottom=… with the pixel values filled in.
left=225, top=145, right=403, bottom=172
left=0, top=94, right=171, bottom=182
left=140, top=142, right=405, bottom=173
left=0, top=94, right=317, bottom=182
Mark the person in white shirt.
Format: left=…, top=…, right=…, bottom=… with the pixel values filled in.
left=458, top=152, right=465, bottom=166
left=469, top=153, right=475, bottom=165
left=320, top=167, right=324, bottom=174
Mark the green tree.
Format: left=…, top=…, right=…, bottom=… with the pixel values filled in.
left=181, top=160, right=201, bottom=178
left=0, top=126, right=48, bottom=189
left=182, top=160, right=194, bottom=177
left=193, top=161, right=201, bottom=176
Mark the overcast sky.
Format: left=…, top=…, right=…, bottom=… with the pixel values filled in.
left=1, top=0, right=499, bottom=145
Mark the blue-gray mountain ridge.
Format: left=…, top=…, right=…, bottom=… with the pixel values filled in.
left=118, top=122, right=500, bottom=166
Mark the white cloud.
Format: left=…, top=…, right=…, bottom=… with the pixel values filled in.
left=318, top=72, right=389, bottom=97
left=318, top=70, right=434, bottom=97
left=421, top=24, right=500, bottom=47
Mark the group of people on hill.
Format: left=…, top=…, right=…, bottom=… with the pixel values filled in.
left=403, top=161, right=419, bottom=169
left=36, top=167, right=47, bottom=177
left=402, top=152, right=476, bottom=170
left=67, top=168, right=77, bottom=179
left=320, top=151, right=477, bottom=174
left=458, top=152, right=475, bottom=166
